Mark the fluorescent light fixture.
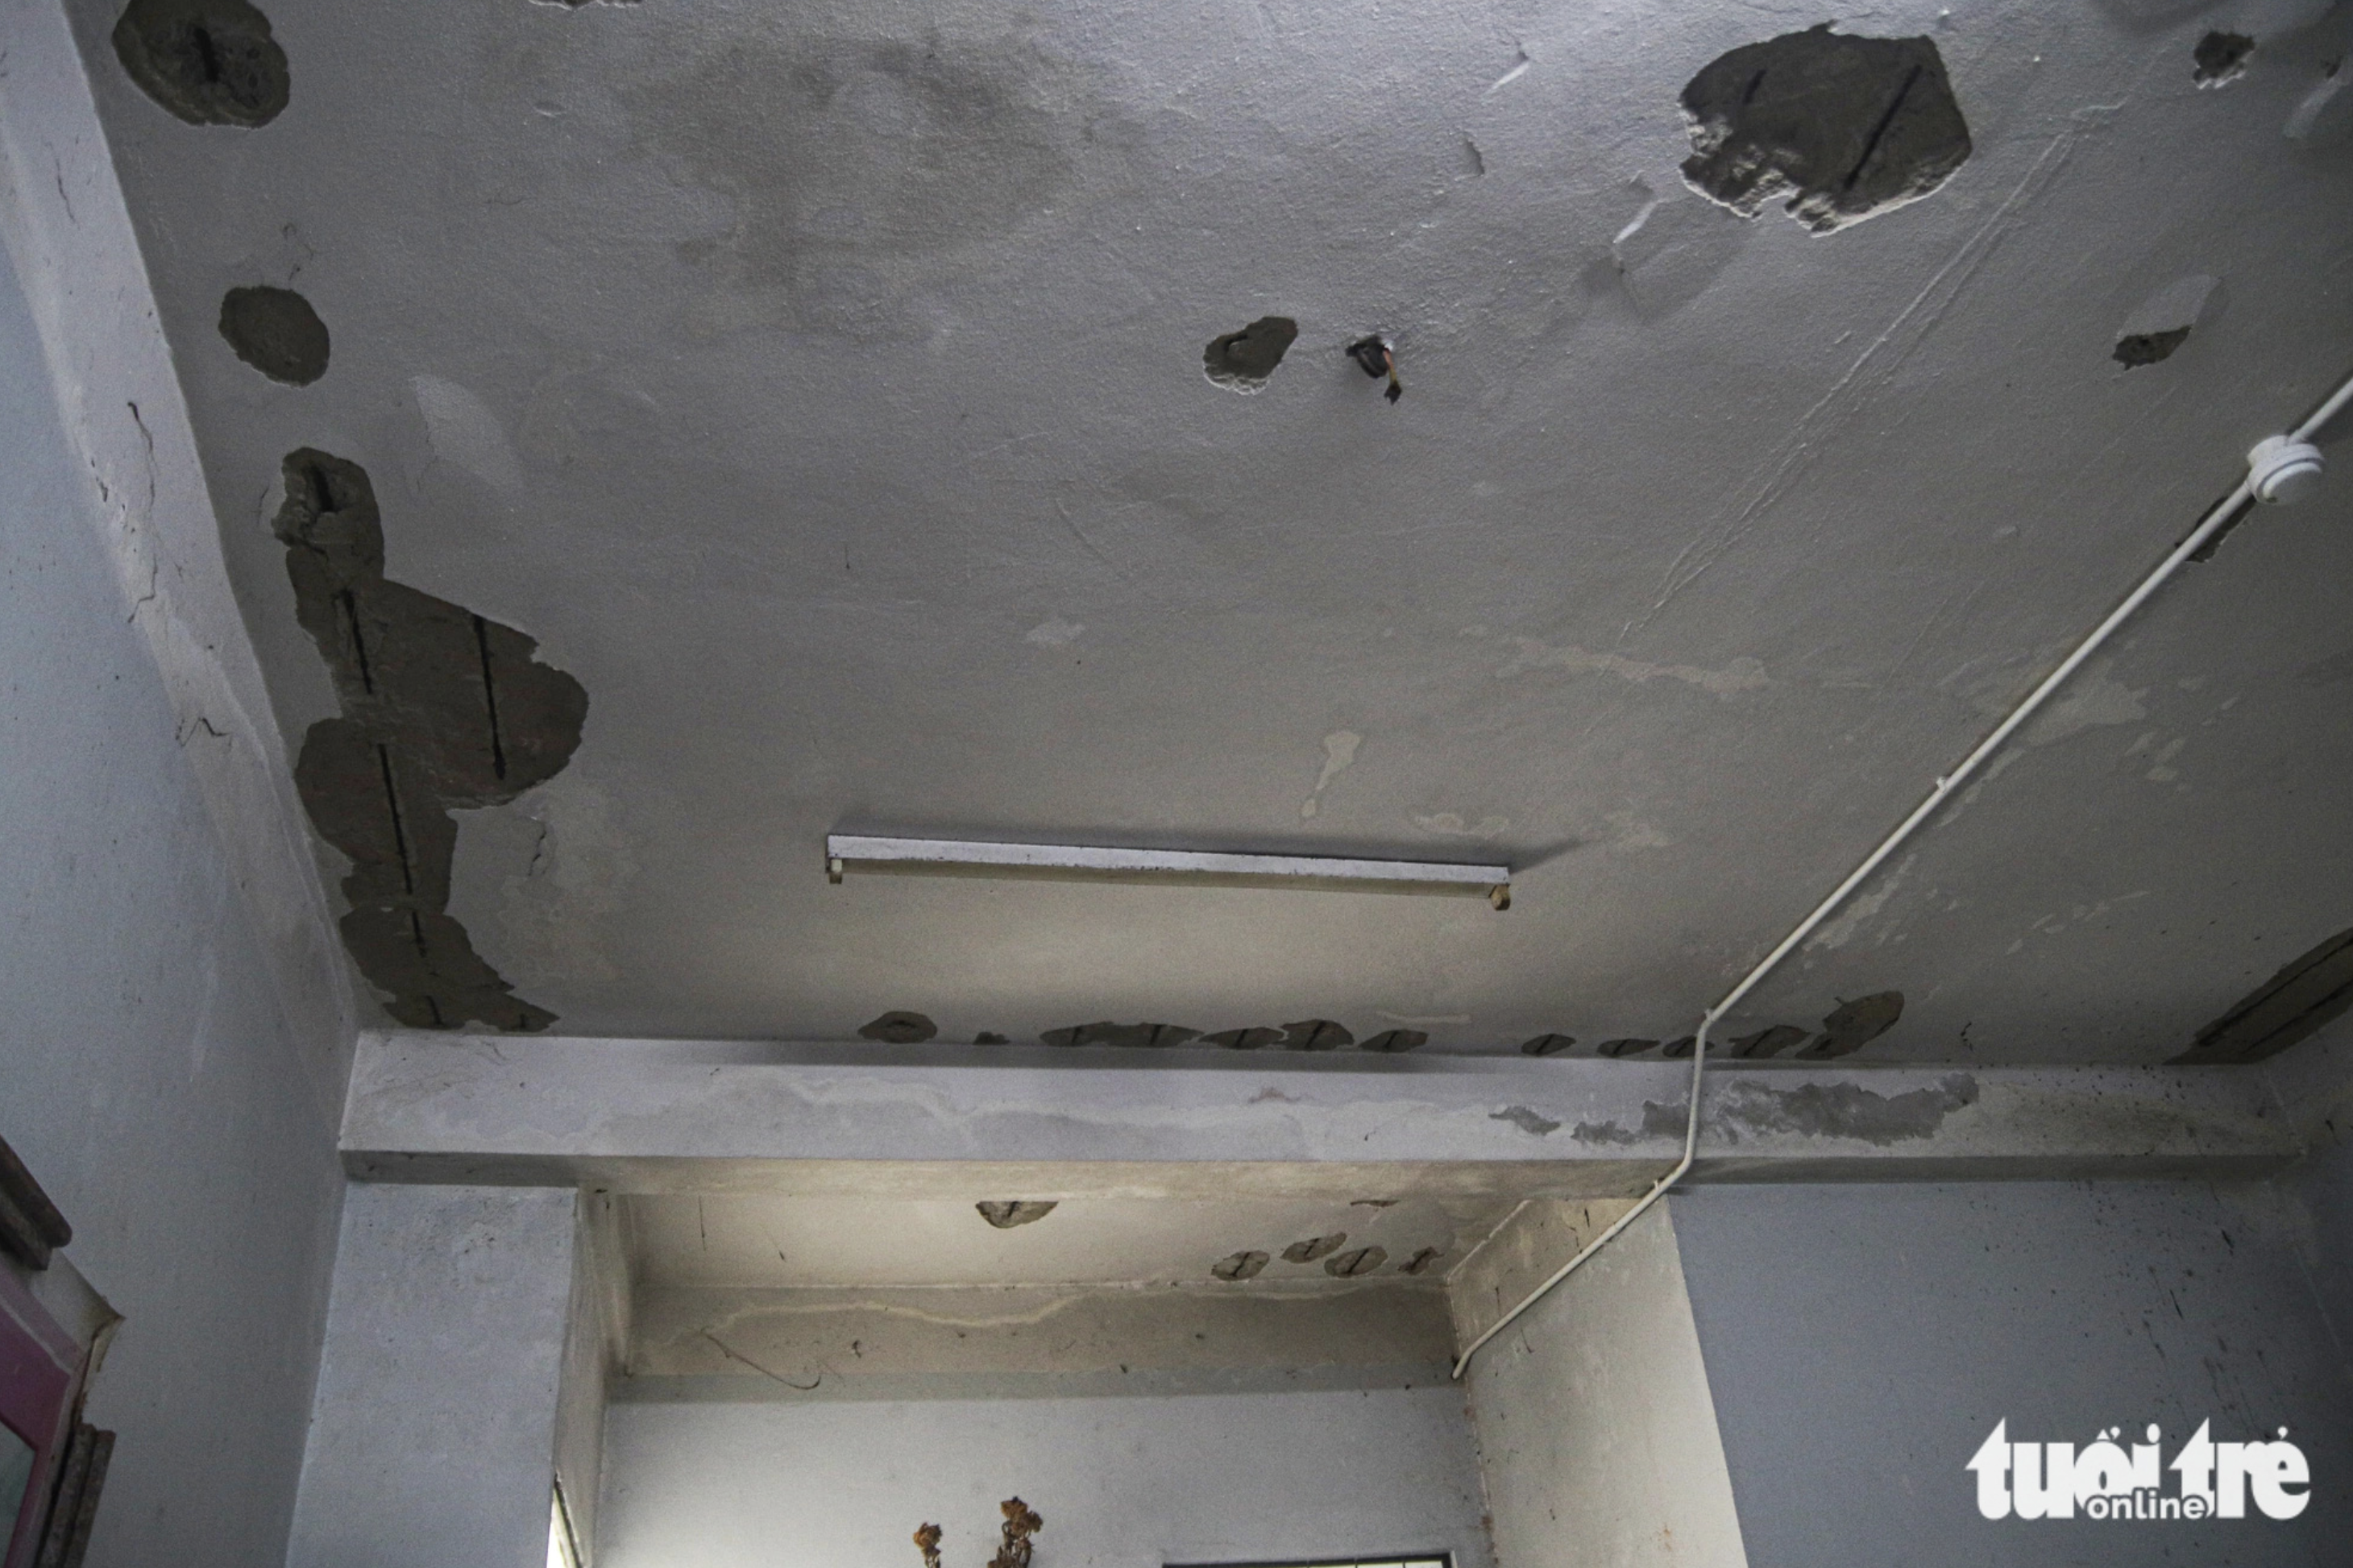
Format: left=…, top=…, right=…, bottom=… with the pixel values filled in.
left=825, top=834, right=1512, bottom=909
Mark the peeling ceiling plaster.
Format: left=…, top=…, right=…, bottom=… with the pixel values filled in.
left=68, top=0, right=2353, bottom=1064
left=627, top=1194, right=1490, bottom=1290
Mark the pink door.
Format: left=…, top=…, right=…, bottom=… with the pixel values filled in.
left=0, top=1270, right=76, bottom=1568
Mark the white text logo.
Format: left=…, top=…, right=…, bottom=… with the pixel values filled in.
left=1968, top=1421, right=2308, bottom=1521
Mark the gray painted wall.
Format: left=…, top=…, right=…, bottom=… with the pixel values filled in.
left=1670, top=1180, right=2353, bottom=1567
left=1459, top=1203, right=1748, bottom=1568
left=0, top=236, right=346, bottom=1564
left=2270, top=1022, right=2353, bottom=1362
left=288, top=1184, right=580, bottom=1568
left=600, top=1386, right=1491, bottom=1568
left=2284, top=1130, right=2353, bottom=1371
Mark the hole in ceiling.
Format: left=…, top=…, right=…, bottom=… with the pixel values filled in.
left=973, top=1031, right=1009, bottom=1045
left=112, top=0, right=290, bottom=127
left=1210, top=1249, right=1269, bottom=1281
left=1799, top=990, right=1907, bottom=1059
left=218, top=284, right=328, bottom=385
left=1202, top=316, right=1298, bottom=392
left=1359, top=1029, right=1428, bottom=1053
left=1345, top=335, right=1402, bottom=403
left=2114, top=274, right=2218, bottom=369
left=860, top=1010, right=938, bottom=1043
left=1679, top=24, right=1971, bottom=233
left=2114, top=327, right=2193, bottom=367
left=273, top=450, right=585, bottom=1030
left=2172, top=923, right=2353, bottom=1064
left=1323, top=1244, right=1387, bottom=1278
left=974, top=1201, right=1057, bottom=1230
left=1520, top=1033, right=1576, bottom=1056
left=2194, top=31, right=2256, bottom=87
left=1282, top=1231, right=1346, bottom=1263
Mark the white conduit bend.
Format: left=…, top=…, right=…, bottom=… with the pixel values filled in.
left=1450, top=371, right=2353, bottom=1382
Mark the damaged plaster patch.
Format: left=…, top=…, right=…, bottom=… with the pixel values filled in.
left=1278, top=1018, right=1352, bottom=1051
left=1679, top=25, right=1971, bottom=233
left=1400, top=1246, right=1445, bottom=1275
left=1645, top=1075, right=1979, bottom=1145
left=1324, top=1245, right=1387, bottom=1278
left=1728, top=1024, right=1809, bottom=1059
left=2114, top=274, right=2218, bottom=367
left=2194, top=31, right=2255, bottom=86
left=2174, top=923, right=2353, bottom=1064
left=1799, top=990, right=1906, bottom=1059
left=113, top=0, right=289, bottom=127
left=1282, top=1233, right=1346, bottom=1264
left=218, top=285, right=328, bottom=385
left=1210, top=1250, right=1268, bottom=1281
left=1597, top=1038, right=1657, bottom=1057
left=1733, top=1075, right=1977, bottom=1143
left=1496, top=638, right=1767, bottom=698
left=861, top=1011, right=939, bottom=1043
left=1301, top=729, right=1360, bottom=819
left=2114, top=326, right=2191, bottom=367
left=975, top=1201, right=1056, bottom=1229
left=1359, top=1029, right=1427, bottom=1053
left=1204, top=1027, right=1284, bottom=1049
left=1203, top=317, right=1299, bottom=392
left=1574, top=1119, right=1639, bottom=1145
left=272, top=450, right=585, bottom=1029
left=1039, top=1021, right=1198, bottom=1047
left=1491, top=1105, right=1562, bottom=1135
left=1519, top=1034, right=1575, bottom=1057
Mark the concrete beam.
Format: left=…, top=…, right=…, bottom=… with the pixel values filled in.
left=287, top=1184, right=577, bottom=1568
left=342, top=1032, right=2297, bottom=1193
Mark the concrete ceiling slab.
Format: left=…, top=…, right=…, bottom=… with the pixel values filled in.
left=66, top=0, right=2353, bottom=1062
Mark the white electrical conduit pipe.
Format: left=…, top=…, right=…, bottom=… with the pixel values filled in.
left=1450, top=371, right=2353, bottom=1381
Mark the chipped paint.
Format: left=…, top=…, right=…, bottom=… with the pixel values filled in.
left=1495, top=638, right=1767, bottom=698
left=1301, top=730, right=1362, bottom=819
left=2022, top=665, right=2147, bottom=746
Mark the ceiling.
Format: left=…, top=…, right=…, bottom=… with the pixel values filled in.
left=73, top=0, right=2353, bottom=1064
left=627, top=1194, right=1487, bottom=1288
